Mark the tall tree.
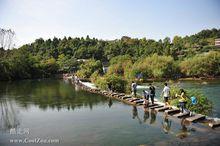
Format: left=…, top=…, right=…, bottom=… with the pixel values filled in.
left=0, top=28, right=15, bottom=50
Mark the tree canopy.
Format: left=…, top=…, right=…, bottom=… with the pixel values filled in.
left=0, top=28, right=220, bottom=81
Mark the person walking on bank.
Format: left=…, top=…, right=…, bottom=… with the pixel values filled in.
left=149, top=83, right=155, bottom=104
left=161, top=83, right=170, bottom=107
left=131, top=81, right=137, bottom=97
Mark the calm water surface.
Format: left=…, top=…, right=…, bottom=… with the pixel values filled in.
left=0, top=79, right=220, bottom=146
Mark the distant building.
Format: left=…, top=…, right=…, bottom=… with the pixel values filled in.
left=102, top=62, right=109, bottom=74
left=77, top=59, right=89, bottom=62
left=215, top=38, right=220, bottom=47
left=102, top=66, right=108, bottom=74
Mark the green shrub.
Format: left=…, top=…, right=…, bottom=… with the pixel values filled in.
left=41, top=57, right=59, bottom=75
left=93, top=74, right=127, bottom=93
left=90, top=71, right=100, bottom=83
left=76, top=59, right=102, bottom=78
left=107, top=55, right=133, bottom=79
left=129, top=54, right=178, bottom=80
left=179, top=51, right=220, bottom=77
left=94, top=76, right=108, bottom=90
left=105, top=74, right=127, bottom=92
left=168, top=85, right=213, bottom=115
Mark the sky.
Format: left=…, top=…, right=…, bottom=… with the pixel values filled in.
left=0, top=0, right=220, bottom=47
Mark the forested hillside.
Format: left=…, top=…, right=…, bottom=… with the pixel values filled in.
left=0, top=28, right=220, bottom=80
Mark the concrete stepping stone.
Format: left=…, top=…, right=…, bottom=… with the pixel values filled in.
left=111, top=93, right=118, bottom=96
left=102, top=90, right=108, bottom=93
left=128, top=98, right=141, bottom=102
left=209, top=121, right=220, bottom=128
left=150, top=105, right=164, bottom=109
left=134, top=99, right=144, bottom=104
left=121, top=96, right=132, bottom=100
left=156, top=106, right=170, bottom=112
left=186, top=114, right=206, bottom=122
left=113, top=94, right=119, bottom=97
left=165, top=109, right=180, bottom=115
left=147, top=104, right=158, bottom=107
left=125, top=97, right=133, bottom=101
left=103, top=92, right=109, bottom=95
left=173, top=112, right=190, bottom=118
left=115, top=94, right=125, bottom=98
left=118, top=93, right=125, bottom=96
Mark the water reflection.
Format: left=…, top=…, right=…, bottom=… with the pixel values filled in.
left=108, top=98, right=113, bottom=108
left=143, top=109, right=149, bottom=122
left=143, top=107, right=157, bottom=125
left=0, top=99, right=19, bottom=131
left=176, top=118, right=196, bottom=139
left=0, top=80, right=108, bottom=111
left=161, top=115, right=172, bottom=134
left=176, top=119, right=189, bottom=139
left=132, top=106, right=142, bottom=124
left=0, top=79, right=218, bottom=144
left=74, top=82, right=80, bottom=91
left=150, top=109, right=157, bottom=124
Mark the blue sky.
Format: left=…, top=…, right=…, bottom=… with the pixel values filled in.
left=0, top=0, right=220, bottom=46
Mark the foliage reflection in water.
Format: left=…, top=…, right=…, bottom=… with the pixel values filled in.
left=0, top=79, right=219, bottom=146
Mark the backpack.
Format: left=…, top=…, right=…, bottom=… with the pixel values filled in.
left=191, top=96, right=197, bottom=105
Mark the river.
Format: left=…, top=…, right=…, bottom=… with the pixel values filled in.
left=0, top=79, right=220, bottom=146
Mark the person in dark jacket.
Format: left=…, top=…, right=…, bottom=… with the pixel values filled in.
left=149, top=83, right=155, bottom=104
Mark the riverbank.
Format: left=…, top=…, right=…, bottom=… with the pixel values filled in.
left=1, top=72, right=220, bottom=82
left=142, top=76, right=220, bottom=82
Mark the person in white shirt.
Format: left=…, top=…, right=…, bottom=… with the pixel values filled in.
left=143, top=90, right=149, bottom=100
left=143, top=90, right=149, bottom=108
left=161, top=83, right=170, bottom=106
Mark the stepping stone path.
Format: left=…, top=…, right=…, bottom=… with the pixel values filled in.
left=75, top=81, right=220, bottom=129
left=134, top=99, right=144, bottom=104
left=156, top=106, right=170, bottom=112
left=147, top=104, right=158, bottom=108
left=186, top=114, right=206, bottom=122
left=121, top=96, right=132, bottom=100
left=173, top=112, right=190, bottom=118
left=150, top=105, right=164, bottom=109
left=209, top=121, right=220, bottom=128
left=165, top=109, right=180, bottom=115
left=111, top=93, right=118, bottom=96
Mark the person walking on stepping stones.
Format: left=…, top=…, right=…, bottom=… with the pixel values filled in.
left=149, top=83, right=155, bottom=104
left=161, top=83, right=171, bottom=107
left=131, top=81, right=137, bottom=97
left=143, top=90, right=149, bottom=108
left=176, top=89, right=188, bottom=113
